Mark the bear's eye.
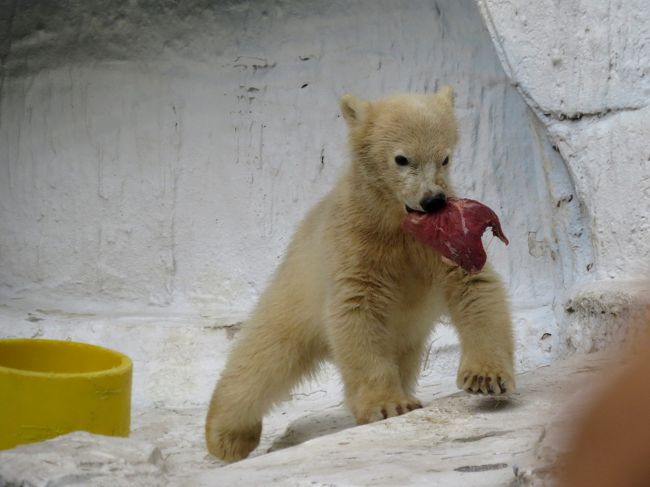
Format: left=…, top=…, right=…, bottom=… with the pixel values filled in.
left=442, top=156, right=450, bottom=166
left=395, top=155, right=409, bottom=166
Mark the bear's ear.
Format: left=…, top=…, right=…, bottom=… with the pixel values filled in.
left=438, top=86, right=455, bottom=106
left=340, top=94, right=370, bottom=126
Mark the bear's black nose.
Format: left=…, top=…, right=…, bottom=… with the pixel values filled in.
left=420, top=192, right=447, bottom=213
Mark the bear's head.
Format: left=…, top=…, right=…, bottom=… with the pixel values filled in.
left=340, top=88, right=458, bottom=225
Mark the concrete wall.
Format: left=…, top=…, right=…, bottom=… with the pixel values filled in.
left=478, top=0, right=650, bottom=353
left=4, top=0, right=642, bottom=379
left=479, top=0, right=650, bottom=281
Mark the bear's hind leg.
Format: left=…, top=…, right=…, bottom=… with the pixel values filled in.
left=205, top=318, right=325, bottom=462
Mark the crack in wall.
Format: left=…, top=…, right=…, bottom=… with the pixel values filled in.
left=541, top=104, right=645, bottom=122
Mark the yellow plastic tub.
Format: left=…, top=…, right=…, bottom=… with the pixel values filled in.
left=0, top=338, right=132, bottom=450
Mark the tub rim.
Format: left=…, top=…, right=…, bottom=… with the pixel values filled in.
left=0, top=338, right=132, bottom=379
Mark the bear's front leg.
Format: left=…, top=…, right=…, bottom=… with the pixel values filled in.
left=443, top=264, right=515, bottom=395
left=326, top=279, right=423, bottom=424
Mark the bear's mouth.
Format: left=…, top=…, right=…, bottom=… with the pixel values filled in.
left=405, top=205, right=426, bottom=215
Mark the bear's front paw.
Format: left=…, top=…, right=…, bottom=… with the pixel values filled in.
left=457, top=356, right=515, bottom=395
left=351, top=395, right=423, bottom=424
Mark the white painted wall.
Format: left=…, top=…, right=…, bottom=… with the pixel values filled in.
left=5, top=0, right=640, bottom=386
left=478, top=0, right=650, bottom=353
left=479, top=0, right=650, bottom=281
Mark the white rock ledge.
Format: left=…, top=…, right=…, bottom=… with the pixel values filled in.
left=0, top=432, right=166, bottom=487
left=0, top=353, right=610, bottom=487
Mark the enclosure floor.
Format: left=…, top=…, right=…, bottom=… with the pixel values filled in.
left=0, top=351, right=612, bottom=486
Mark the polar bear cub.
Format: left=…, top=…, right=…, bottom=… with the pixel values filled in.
left=205, top=87, right=515, bottom=462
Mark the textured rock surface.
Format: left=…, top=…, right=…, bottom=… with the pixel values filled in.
left=0, top=432, right=166, bottom=487
left=195, top=354, right=609, bottom=487
left=0, top=353, right=612, bottom=487
left=559, top=279, right=650, bottom=356
left=478, top=0, right=650, bottom=281
left=478, top=0, right=650, bottom=116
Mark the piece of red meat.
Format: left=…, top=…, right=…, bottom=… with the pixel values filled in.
left=402, top=197, right=509, bottom=274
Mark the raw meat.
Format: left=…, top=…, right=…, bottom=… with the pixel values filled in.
left=402, top=197, right=509, bottom=273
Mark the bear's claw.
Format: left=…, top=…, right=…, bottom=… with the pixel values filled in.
left=354, top=396, right=423, bottom=424
left=458, top=364, right=515, bottom=396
